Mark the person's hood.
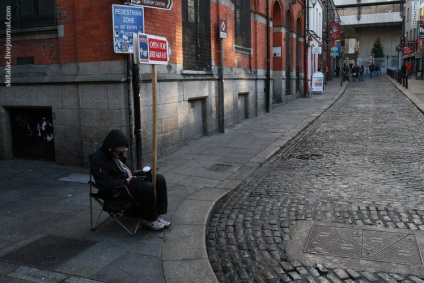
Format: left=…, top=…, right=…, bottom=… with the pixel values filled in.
left=101, top=129, right=129, bottom=152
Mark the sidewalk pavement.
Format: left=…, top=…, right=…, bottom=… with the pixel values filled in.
left=388, top=75, right=424, bottom=112
left=0, top=75, right=422, bottom=283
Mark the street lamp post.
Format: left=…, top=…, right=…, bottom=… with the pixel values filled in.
left=311, top=44, right=315, bottom=77
left=386, top=54, right=389, bottom=72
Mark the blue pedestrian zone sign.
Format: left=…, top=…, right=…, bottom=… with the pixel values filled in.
left=112, top=5, right=144, bottom=54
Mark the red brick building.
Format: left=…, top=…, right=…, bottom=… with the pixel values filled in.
left=0, top=0, right=305, bottom=166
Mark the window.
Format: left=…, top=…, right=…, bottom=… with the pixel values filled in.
left=182, top=0, right=211, bottom=71
left=0, top=0, right=56, bottom=31
left=376, top=4, right=398, bottom=13
left=17, top=56, right=35, bottom=65
left=234, top=0, right=251, bottom=48
left=341, top=4, right=399, bottom=16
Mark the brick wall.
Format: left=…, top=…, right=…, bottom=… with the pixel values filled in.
left=2, top=0, right=305, bottom=72
left=0, top=0, right=307, bottom=165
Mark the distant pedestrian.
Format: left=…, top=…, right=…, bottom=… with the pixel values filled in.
left=369, top=64, right=375, bottom=78
left=359, top=65, right=364, bottom=81
left=375, top=65, right=381, bottom=76
left=335, top=66, right=340, bottom=78
left=343, top=64, right=349, bottom=82
left=406, top=62, right=412, bottom=78
left=401, top=63, right=407, bottom=77
left=352, top=65, right=359, bottom=82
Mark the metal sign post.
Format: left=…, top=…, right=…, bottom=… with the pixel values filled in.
left=151, top=64, right=157, bottom=192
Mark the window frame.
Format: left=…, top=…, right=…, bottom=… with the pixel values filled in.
left=182, top=0, right=212, bottom=71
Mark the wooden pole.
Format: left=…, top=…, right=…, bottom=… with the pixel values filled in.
left=152, top=64, right=157, bottom=194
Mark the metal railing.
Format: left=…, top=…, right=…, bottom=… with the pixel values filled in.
left=387, top=69, right=408, bottom=89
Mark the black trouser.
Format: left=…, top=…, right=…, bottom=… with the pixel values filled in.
left=127, top=174, right=168, bottom=221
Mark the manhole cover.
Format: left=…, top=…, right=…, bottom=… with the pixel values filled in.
left=304, top=225, right=362, bottom=259
left=0, top=235, right=95, bottom=268
left=362, top=230, right=422, bottom=265
left=304, top=225, right=423, bottom=266
left=209, top=163, right=232, bottom=172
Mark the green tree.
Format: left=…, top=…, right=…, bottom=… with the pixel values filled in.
left=371, top=37, right=385, bottom=58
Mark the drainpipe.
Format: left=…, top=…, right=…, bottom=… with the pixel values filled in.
left=219, top=38, right=225, bottom=132
left=266, top=0, right=271, bottom=112
left=322, top=2, right=331, bottom=84
left=127, top=54, right=135, bottom=169
left=255, top=12, right=259, bottom=117
left=304, top=0, right=309, bottom=96
left=218, top=0, right=225, bottom=133
left=132, top=62, right=142, bottom=170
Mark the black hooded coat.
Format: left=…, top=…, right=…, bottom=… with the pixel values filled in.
left=90, top=129, right=130, bottom=191
left=90, top=129, right=168, bottom=221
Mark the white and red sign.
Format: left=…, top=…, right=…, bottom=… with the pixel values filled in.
left=136, top=33, right=171, bottom=64
left=130, top=0, right=173, bottom=10
left=219, top=19, right=227, bottom=39
left=403, top=46, right=413, bottom=55
left=328, top=21, right=340, bottom=41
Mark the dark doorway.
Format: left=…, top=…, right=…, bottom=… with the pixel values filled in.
left=9, top=108, right=55, bottom=161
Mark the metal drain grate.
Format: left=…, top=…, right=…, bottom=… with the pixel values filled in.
left=0, top=235, right=95, bottom=268
left=362, top=230, right=422, bottom=265
left=304, top=225, right=362, bottom=259
left=304, top=225, right=422, bottom=266
left=209, top=163, right=232, bottom=172
left=295, top=153, right=323, bottom=160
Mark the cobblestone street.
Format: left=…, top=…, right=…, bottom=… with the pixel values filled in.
left=207, top=76, right=424, bottom=283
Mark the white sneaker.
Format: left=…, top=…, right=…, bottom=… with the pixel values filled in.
left=144, top=219, right=166, bottom=231
left=158, top=217, right=171, bottom=228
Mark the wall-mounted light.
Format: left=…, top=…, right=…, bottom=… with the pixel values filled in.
left=311, top=0, right=317, bottom=8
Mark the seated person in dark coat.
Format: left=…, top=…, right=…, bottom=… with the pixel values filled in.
left=90, top=129, right=170, bottom=231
